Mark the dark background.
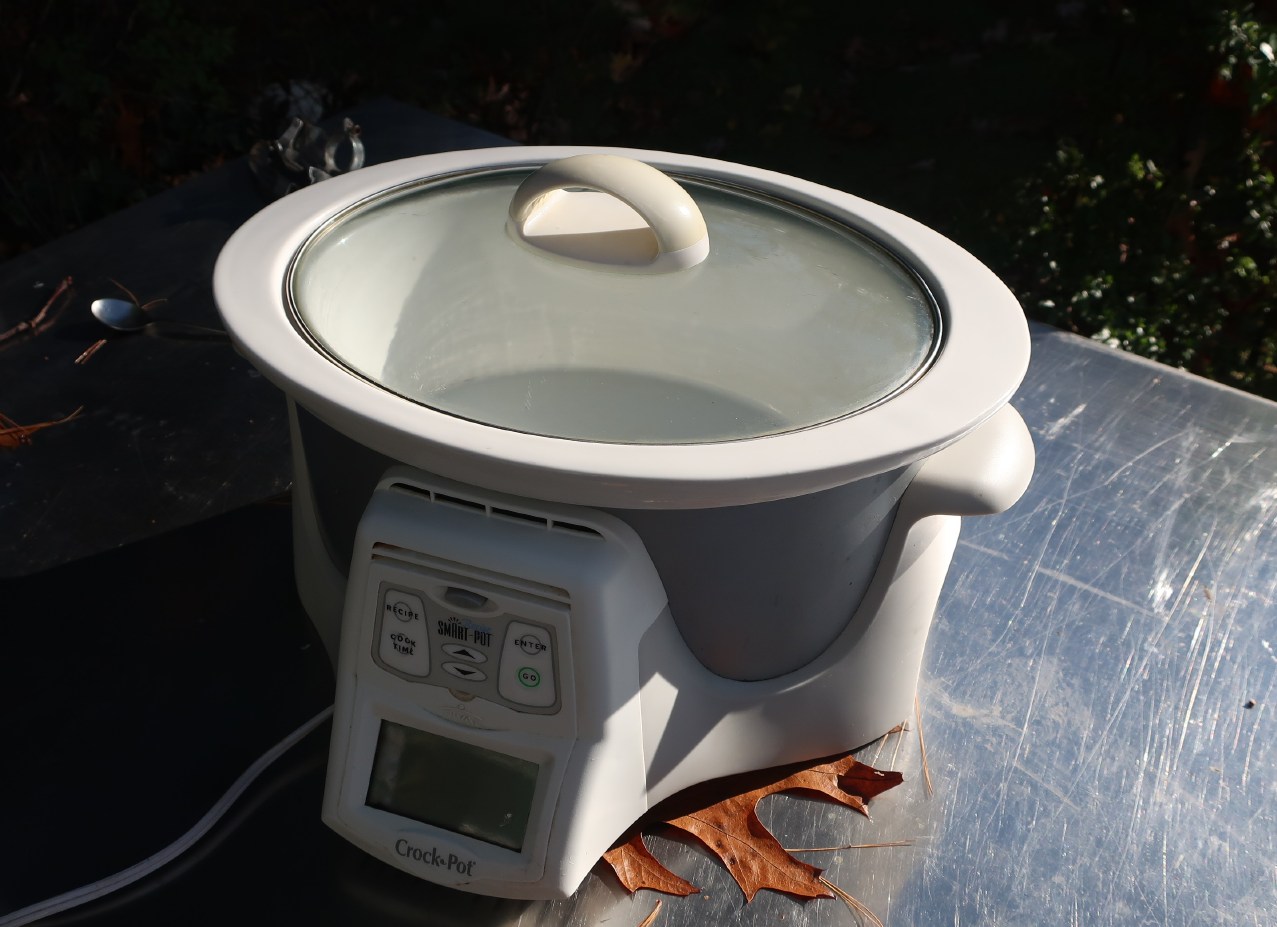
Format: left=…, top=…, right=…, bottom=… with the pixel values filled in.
left=5, top=0, right=1276, bottom=396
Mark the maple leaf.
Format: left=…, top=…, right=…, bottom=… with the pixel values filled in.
left=601, top=752, right=903, bottom=902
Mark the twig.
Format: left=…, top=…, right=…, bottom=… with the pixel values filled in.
left=819, top=876, right=883, bottom=927
left=108, top=277, right=166, bottom=312
left=0, top=406, right=84, bottom=448
left=75, top=338, right=108, bottom=365
left=915, top=693, right=933, bottom=796
left=636, top=899, right=662, bottom=927
left=0, top=276, right=73, bottom=344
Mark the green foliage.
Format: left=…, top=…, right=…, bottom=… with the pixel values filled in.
left=984, top=3, right=1277, bottom=398
left=3, top=0, right=1276, bottom=399
left=1, top=1, right=239, bottom=250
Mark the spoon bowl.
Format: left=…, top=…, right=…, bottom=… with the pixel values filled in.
left=91, top=297, right=151, bottom=332
left=91, top=297, right=226, bottom=337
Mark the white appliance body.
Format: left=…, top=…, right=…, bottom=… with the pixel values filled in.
left=314, top=400, right=1031, bottom=899
left=211, top=147, right=1038, bottom=900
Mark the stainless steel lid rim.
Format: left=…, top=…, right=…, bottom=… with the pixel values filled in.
left=214, top=146, right=1029, bottom=509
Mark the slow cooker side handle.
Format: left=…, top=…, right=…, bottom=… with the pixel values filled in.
left=901, top=405, right=1036, bottom=518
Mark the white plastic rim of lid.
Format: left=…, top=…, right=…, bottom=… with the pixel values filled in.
left=214, top=146, right=1031, bottom=510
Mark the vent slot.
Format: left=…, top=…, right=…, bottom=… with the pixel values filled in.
left=385, top=480, right=604, bottom=540
left=387, top=481, right=429, bottom=499
left=552, top=520, right=604, bottom=539
left=432, top=491, right=485, bottom=512
left=491, top=506, right=548, bottom=528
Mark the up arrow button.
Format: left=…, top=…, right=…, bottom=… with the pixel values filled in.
left=442, top=644, right=487, bottom=664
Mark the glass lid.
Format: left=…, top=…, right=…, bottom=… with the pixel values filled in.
left=288, top=156, right=939, bottom=445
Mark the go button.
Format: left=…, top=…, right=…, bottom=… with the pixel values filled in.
left=499, top=620, right=556, bottom=708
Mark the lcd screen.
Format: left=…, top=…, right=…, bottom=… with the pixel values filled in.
left=366, top=720, right=540, bottom=852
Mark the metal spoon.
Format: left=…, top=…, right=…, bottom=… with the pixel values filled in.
left=91, top=297, right=226, bottom=337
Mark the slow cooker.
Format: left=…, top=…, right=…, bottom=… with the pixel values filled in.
left=214, top=147, right=1034, bottom=899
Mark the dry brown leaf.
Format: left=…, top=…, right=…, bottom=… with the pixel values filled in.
left=603, top=834, right=699, bottom=896
left=601, top=752, right=902, bottom=902
left=667, top=792, right=827, bottom=900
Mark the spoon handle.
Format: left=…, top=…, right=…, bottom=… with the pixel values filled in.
left=147, top=319, right=227, bottom=336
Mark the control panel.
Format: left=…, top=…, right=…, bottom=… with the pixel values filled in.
left=321, top=469, right=669, bottom=899
left=372, top=581, right=562, bottom=713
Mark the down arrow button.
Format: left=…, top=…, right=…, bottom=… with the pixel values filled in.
left=442, top=662, right=488, bottom=682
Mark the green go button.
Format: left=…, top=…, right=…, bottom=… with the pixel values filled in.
left=517, top=667, right=541, bottom=688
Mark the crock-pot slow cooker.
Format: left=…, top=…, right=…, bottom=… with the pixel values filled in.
left=214, top=147, right=1034, bottom=899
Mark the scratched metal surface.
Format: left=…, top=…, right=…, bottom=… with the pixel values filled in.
left=2, top=328, right=1273, bottom=926
left=520, top=322, right=1277, bottom=927
left=139, top=322, right=1266, bottom=927
left=4, top=119, right=1274, bottom=922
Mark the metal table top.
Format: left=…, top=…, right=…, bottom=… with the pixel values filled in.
left=1, top=107, right=1273, bottom=927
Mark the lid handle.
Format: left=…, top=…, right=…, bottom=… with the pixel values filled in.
left=507, top=154, right=709, bottom=273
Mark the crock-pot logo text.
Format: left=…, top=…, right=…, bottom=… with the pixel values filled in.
left=437, top=616, right=493, bottom=648
left=394, top=839, right=477, bottom=877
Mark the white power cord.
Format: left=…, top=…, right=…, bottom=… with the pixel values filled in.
left=0, top=705, right=334, bottom=927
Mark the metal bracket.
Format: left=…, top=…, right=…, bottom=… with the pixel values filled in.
left=249, top=116, right=366, bottom=201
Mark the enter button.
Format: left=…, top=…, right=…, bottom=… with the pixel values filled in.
left=498, top=621, right=556, bottom=708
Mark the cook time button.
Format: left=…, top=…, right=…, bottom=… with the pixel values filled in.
left=377, top=588, right=430, bottom=677
left=498, top=621, right=556, bottom=708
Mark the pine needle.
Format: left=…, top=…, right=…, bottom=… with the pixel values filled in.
left=868, top=720, right=906, bottom=768
left=889, top=724, right=905, bottom=771
left=869, top=736, right=886, bottom=768
left=636, top=899, right=662, bottom=927
left=786, top=839, right=916, bottom=852
left=819, top=876, right=883, bottom=927
left=915, top=693, right=934, bottom=796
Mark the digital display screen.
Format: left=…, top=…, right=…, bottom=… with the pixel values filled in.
left=366, top=720, right=540, bottom=852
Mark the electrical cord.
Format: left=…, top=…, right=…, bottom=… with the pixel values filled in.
left=0, top=705, right=334, bottom=927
